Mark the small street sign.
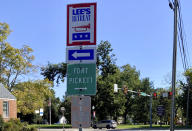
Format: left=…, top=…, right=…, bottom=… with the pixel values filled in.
left=40, top=108, right=44, bottom=116
left=140, top=92, right=147, bottom=96
left=114, top=84, right=118, bottom=93
left=66, top=46, right=96, bottom=64
left=163, top=92, right=168, bottom=98
left=71, top=96, right=91, bottom=128
left=35, top=110, right=39, bottom=114
left=157, top=105, right=165, bottom=116
left=67, top=3, right=97, bottom=46
left=67, top=63, right=96, bottom=95
left=61, top=107, right=65, bottom=111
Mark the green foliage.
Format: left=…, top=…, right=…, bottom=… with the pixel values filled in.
left=3, top=119, right=23, bottom=131
left=60, top=96, right=71, bottom=124
left=41, top=62, right=67, bottom=85
left=1, top=119, right=37, bottom=131
left=0, top=22, right=35, bottom=91
left=43, top=96, right=61, bottom=124
left=39, top=40, right=157, bottom=124
left=179, top=68, right=192, bottom=125
left=0, top=23, right=10, bottom=42
left=92, top=41, right=126, bottom=120
left=29, top=124, right=71, bottom=129
left=97, top=41, right=117, bottom=77
left=132, top=78, right=153, bottom=124
left=18, top=113, right=39, bottom=124
left=119, top=64, right=141, bottom=123
left=0, top=115, right=4, bottom=131
left=13, top=80, right=53, bottom=115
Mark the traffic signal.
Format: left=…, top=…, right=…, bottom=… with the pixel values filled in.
left=153, top=92, right=157, bottom=99
left=122, top=85, right=128, bottom=94
left=123, top=87, right=128, bottom=94
left=114, top=84, right=118, bottom=93
left=137, top=90, right=140, bottom=96
left=168, top=91, right=172, bottom=99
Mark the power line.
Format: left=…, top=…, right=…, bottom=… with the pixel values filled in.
left=177, top=0, right=191, bottom=67
left=177, top=0, right=190, bottom=71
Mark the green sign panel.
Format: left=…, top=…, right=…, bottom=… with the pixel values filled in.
left=67, top=64, right=96, bottom=95
left=140, top=92, right=147, bottom=96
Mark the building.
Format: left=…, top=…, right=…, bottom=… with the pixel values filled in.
left=0, top=84, right=17, bottom=121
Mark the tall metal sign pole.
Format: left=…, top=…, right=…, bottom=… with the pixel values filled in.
left=66, top=3, right=97, bottom=131
left=170, top=0, right=177, bottom=131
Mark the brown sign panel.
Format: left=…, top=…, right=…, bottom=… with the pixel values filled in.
left=71, top=96, right=91, bottom=128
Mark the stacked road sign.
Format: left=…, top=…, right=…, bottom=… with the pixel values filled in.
left=157, top=105, right=165, bottom=117
left=66, top=3, right=97, bottom=128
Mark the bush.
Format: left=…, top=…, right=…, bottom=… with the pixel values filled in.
left=2, top=119, right=37, bottom=131
left=22, top=126, right=37, bottom=131
left=0, top=115, right=4, bottom=131
left=3, top=119, right=23, bottom=131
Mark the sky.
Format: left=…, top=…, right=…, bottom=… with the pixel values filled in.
left=1, top=0, right=192, bottom=100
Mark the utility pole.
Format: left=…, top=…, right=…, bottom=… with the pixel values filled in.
left=170, top=0, right=178, bottom=131
left=49, top=97, right=51, bottom=125
left=149, top=95, right=152, bottom=128
left=186, top=80, right=190, bottom=126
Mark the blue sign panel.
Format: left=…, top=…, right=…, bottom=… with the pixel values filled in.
left=72, top=33, right=90, bottom=41
left=69, top=49, right=94, bottom=60
left=66, top=47, right=96, bottom=64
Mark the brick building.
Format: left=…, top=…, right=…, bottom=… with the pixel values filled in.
left=0, top=84, right=17, bottom=121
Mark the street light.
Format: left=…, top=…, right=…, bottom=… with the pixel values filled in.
left=114, top=84, right=152, bottom=128
left=92, top=106, right=95, bottom=126
left=60, top=107, right=65, bottom=131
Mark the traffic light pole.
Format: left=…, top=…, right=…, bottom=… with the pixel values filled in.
left=127, top=89, right=152, bottom=128
left=186, top=84, right=190, bottom=126
left=170, top=0, right=178, bottom=131
left=150, top=95, right=152, bottom=128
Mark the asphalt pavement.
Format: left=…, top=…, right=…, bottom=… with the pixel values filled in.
left=39, top=129, right=192, bottom=131
left=39, top=129, right=105, bottom=131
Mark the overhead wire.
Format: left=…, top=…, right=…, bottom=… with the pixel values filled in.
left=177, top=1, right=187, bottom=69
left=177, top=0, right=191, bottom=67
left=177, top=0, right=190, bottom=72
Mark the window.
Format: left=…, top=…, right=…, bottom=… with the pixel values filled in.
left=3, top=101, right=9, bottom=118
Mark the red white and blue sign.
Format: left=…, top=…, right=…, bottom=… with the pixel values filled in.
left=67, top=3, right=97, bottom=46
left=66, top=46, right=96, bottom=64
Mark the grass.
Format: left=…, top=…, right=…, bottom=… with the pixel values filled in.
left=29, top=124, right=72, bottom=129
left=117, top=124, right=170, bottom=129
left=117, top=124, right=192, bottom=129
left=29, top=124, right=192, bottom=129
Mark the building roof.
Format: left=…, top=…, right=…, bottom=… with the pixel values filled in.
left=0, top=84, right=16, bottom=100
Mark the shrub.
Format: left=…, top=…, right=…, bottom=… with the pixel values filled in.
left=3, top=119, right=23, bottom=131
left=2, top=119, right=37, bottom=131
left=0, top=115, right=4, bottom=131
left=22, top=126, right=37, bottom=131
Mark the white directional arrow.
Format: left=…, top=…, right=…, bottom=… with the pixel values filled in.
left=72, top=51, right=90, bottom=59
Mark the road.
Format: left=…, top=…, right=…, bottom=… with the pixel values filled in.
left=39, top=129, right=105, bottom=131
left=39, top=129, right=192, bottom=131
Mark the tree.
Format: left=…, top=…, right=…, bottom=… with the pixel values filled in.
left=0, top=22, right=35, bottom=91
left=179, top=68, right=192, bottom=125
left=96, top=41, right=117, bottom=78
left=13, top=80, right=53, bottom=116
left=131, top=78, right=153, bottom=124
left=41, top=62, right=67, bottom=124
left=92, top=41, right=126, bottom=121
left=41, top=62, right=67, bottom=85
left=119, top=64, right=140, bottom=124
left=59, top=96, right=71, bottom=124
left=43, top=94, right=61, bottom=124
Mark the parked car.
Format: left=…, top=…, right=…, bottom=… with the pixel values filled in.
left=93, top=120, right=117, bottom=129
